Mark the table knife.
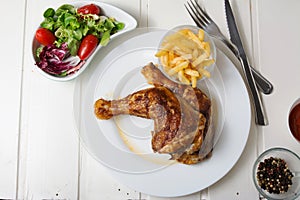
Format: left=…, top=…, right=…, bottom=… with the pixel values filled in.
left=224, top=0, right=268, bottom=125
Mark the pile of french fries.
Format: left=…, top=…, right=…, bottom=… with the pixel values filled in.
left=155, top=28, right=215, bottom=88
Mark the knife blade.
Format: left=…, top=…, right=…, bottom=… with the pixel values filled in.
left=224, top=0, right=268, bottom=125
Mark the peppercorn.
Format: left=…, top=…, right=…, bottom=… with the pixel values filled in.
left=256, top=157, right=294, bottom=194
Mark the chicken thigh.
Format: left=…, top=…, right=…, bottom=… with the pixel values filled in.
left=94, top=63, right=213, bottom=164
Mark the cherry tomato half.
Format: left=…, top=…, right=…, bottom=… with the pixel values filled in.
left=78, top=34, right=99, bottom=60
left=35, top=28, right=56, bottom=46
left=77, top=4, right=101, bottom=15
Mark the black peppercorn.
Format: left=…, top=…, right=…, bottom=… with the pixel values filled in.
left=256, top=157, right=294, bottom=194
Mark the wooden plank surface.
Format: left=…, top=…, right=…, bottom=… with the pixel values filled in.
left=18, top=1, right=82, bottom=199
left=0, top=0, right=25, bottom=198
left=253, top=0, right=300, bottom=154
left=6, top=0, right=300, bottom=199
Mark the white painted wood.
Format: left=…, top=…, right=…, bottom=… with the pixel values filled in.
left=5, top=0, right=299, bottom=199
left=79, top=149, right=141, bottom=200
left=147, top=0, right=191, bottom=29
left=17, top=74, right=80, bottom=199
left=145, top=193, right=201, bottom=200
left=17, top=1, right=80, bottom=199
left=253, top=0, right=300, bottom=154
left=0, top=0, right=25, bottom=198
left=0, top=61, right=20, bottom=199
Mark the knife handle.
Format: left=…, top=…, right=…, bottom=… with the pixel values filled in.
left=239, top=56, right=268, bottom=125
left=224, top=39, right=273, bottom=94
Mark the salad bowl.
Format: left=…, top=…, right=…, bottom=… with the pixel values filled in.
left=32, top=1, right=137, bottom=81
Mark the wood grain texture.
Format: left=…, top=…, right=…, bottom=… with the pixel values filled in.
left=5, top=0, right=300, bottom=199
left=253, top=0, right=300, bottom=153
left=0, top=0, right=25, bottom=198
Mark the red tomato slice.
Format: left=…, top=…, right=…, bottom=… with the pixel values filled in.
left=78, top=34, right=99, bottom=60
left=35, top=28, right=56, bottom=46
left=77, top=4, right=101, bottom=15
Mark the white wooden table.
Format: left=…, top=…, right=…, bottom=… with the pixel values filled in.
left=1, top=0, right=300, bottom=199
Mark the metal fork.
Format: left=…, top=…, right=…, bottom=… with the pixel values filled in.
left=185, top=0, right=273, bottom=95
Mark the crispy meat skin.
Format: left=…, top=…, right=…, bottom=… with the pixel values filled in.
left=141, top=63, right=211, bottom=116
left=94, top=63, right=213, bottom=164
left=94, top=86, right=206, bottom=153
left=142, top=63, right=214, bottom=164
left=95, top=87, right=182, bottom=151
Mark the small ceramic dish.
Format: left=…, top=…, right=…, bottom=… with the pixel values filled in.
left=288, top=98, right=300, bottom=143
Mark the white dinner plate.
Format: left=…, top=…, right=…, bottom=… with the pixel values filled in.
left=73, top=28, right=251, bottom=197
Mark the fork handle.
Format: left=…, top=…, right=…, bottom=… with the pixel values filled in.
left=252, top=67, right=273, bottom=94
left=223, top=39, right=273, bottom=95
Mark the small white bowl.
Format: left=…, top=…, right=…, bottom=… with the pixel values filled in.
left=157, top=25, right=217, bottom=85
left=32, top=1, right=137, bottom=81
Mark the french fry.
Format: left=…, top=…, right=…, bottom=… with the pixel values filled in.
left=197, top=67, right=211, bottom=78
left=170, top=56, right=184, bottom=65
left=185, top=68, right=200, bottom=77
left=178, top=70, right=190, bottom=85
left=197, top=59, right=215, bottom=69
left=155, top=49, right=167, bottom=57
left=180, top=53, right=193, bottom=60
left=163, top=32, right=182, bottom=43
left=159, top=54, right=169, bottom=67
left=187, top=29, right=204, bottom=48
left=178, top=29, right=190, bottom=35
left=198, top=29, right=205, bottom=41
left=191, top=76, right=198, bottom=88
left=192, top=49, right=199, bottom=58
left=172, top=40, right=196, bottom=53
left=168, top=50, right=175, bottom=62
left=192, top=53, right=208, bottom=67
left=202, top=42, right=211, bottom=56
left=168, top=61, right=189, bottom=75
left=155, top=28, right=215, bottom=88
left=160, top=42, right=173, bottom=51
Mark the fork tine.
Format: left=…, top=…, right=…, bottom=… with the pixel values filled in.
left=189, top=0, right=211, bottom=24
left=184, top=3, right=204, bottom=29
left=185, top=1, right=207, bottom=29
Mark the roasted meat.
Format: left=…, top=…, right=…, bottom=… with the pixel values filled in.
left=141, top=63, right=211, bottom=115
left=141, top=63, right=214, bottom=163
left=94, top=62, right=213, bottom=164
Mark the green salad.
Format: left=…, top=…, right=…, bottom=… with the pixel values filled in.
left=35, top=3, right=125, bottom=76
